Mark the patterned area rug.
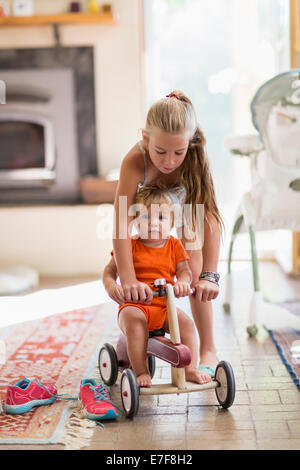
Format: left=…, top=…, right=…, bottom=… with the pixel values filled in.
left=268, top=328, right=300, bottom=390
left=0, top=303, right=117, bottom=446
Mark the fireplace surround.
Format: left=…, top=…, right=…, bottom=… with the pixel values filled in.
left=0, top=46, right=98, bottom=204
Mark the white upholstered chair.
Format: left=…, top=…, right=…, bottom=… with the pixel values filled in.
left=223, top=70, right=300, bottom=336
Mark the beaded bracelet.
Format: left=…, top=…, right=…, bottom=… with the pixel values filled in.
left=199, top=271, right=220, bottom=286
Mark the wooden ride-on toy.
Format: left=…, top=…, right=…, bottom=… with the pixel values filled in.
left=98, top=278, right=235, bottom=418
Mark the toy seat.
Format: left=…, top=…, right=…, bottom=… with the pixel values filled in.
left=116, top=332, right=191, bottom=372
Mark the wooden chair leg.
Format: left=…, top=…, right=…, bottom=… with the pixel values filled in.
left=249, top=224, right=260, bottom=292
left=247, top=224, right=261, bottom=337
left=227, top=214, right=244, bottom=275
left=223, top=215, right=244, bottom=313
left=292, top=232, right=300, bottom=274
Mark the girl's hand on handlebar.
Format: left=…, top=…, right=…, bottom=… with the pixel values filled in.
left=173, top=281, right=191, bottom=298
left=193, top=279, right=219, bottom=302
left=122, top=280, right=153, bottom=304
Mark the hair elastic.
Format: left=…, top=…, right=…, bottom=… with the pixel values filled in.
left=166, top=93, right=180, bottom=100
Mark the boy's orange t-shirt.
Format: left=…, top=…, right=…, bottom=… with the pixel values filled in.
left=111, top=236, right=190, bottom=330
left=111, top=235, right=190, bottom=295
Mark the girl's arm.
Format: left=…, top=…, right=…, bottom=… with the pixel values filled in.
left=102, top=257, right=118, bottom=288
left=201, top=212, right=221, bottom=272
left=102, top=257, right=126, bottom=305
left=113, top=148, right=153, bottom=304
left=174, top=260, right=192, bottom=297
left=181, top=212, right=220, bottom=302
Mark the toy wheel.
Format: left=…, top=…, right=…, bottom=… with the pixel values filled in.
left=148, top=355, right=156, bottom=379
left=215, top=361, right=235, bottom=409
left=120, top=369, right=140, bottom=419
left=98, top=343, right=119, bottom=386
left=247, top=324, right=259, bottom=337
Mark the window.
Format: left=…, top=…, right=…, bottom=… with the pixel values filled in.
left=144, top=0, right=290, bottom=259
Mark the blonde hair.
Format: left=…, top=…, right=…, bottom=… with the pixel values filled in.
left=144, top=90, right=224, bottom=235
left=135, top=183, right=172, bottom=208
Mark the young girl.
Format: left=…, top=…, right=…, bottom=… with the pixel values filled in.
left=113, top=91, right=223, bottom=380
left=104, top=185, right=210, bottom=387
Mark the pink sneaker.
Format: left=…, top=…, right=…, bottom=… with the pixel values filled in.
left=78, top=379, right=118, bottom=421
left=5, top=378, right=58, bottom=415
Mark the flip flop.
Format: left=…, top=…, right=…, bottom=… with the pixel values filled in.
left=198, top=364, right=216, bottom=377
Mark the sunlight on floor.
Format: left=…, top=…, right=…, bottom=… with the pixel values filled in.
left=0, top=280, right=112, bottom=328
left=0, top=259, right=299, bottom=332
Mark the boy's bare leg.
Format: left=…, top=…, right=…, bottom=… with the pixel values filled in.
left=164, top=308, right=211, bottom=384
left=118, top=306, right=152, bottom=387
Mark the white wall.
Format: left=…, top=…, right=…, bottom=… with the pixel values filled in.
left=0, top=204, right=115, bottom=276
left=0, top=0, right=145, bottom=175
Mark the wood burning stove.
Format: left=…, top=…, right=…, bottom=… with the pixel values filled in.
left=0, top=111, right=55, bottom=188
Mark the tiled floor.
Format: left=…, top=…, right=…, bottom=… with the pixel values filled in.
left=85, top=260, right=300, bottom=451
left=1, top=261, right=300, bottom=450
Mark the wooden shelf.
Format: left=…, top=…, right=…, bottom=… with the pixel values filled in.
left=0, top=12, right=116, bottom=27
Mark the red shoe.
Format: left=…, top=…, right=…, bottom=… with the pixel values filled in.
left=78, top=379, right=118, bottom=421
left=5, top=378, right=58, bottom=415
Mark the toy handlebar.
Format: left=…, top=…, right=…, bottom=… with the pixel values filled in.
left=151, top=278, right=195, bottom=297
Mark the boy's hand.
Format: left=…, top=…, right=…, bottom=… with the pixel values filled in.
left=106, top=281, right=126, bottom=305
left=122, top=280, right=153, bottom=305
left=173, top=281, right=191, bottom=298
left=193, top=279, right=219, bottom=302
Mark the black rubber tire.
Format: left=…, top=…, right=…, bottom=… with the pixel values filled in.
left=148, top=355, right=156, bottom=379
left=98, top=343, right=119, bottom=386
left=120, top=369, right=140, bottom=419
left=215, top=360, right=235, bottom=409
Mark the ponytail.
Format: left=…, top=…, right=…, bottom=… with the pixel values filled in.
left=179, top=125, right=224, bottom=236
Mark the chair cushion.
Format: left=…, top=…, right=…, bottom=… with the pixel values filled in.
left=266, top=102, right=300, bottom=168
